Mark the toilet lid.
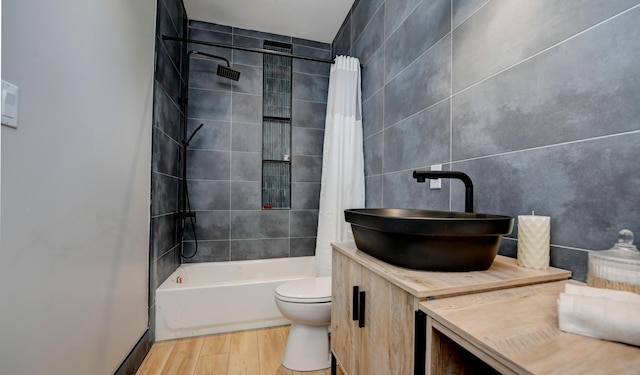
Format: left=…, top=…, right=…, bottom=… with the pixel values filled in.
left=275, top=276, right=331, bottom=303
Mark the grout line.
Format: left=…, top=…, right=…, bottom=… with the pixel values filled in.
left=384, top=30, right=450, bottom=85
left=451, top=130, right=640, bottom=164
left=452, top=2, right=640, bottom=98
left=452, top=0, right=492, bottom=31
left=350, top=1, right=386, bottom=58
left=382, top=0, right=424, bottom=45
left=449, top=0, right=454, bottom=212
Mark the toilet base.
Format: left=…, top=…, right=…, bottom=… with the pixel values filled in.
left=282, top=323, right=330, bottom=371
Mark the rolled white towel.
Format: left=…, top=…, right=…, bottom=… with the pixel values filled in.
left=557, top=284, right=640, bottom=347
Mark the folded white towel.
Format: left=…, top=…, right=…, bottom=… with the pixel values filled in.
left=557, top=284, right=640, bottom=346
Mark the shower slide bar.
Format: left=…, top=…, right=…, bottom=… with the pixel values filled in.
left=162, top=35, right=337, bottom=65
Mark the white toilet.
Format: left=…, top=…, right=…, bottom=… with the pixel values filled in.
left=274, top=276, right=332, bottom=371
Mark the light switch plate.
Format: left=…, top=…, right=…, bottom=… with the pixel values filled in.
left=430, top=164, right=442, bottom=189
left=2, top=80, right=19, bottom=128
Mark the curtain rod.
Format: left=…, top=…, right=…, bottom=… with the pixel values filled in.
left=162, top=35, right=335, bottom=65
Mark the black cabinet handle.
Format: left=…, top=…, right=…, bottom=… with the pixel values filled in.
left=352, top=286, right=359, bottom=321
left=358, top=291, right=366, bottom=328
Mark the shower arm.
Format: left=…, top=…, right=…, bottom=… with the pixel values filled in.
left=190, top=50, right=230, bottom=67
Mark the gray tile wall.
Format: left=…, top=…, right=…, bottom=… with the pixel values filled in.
left=150, top=0, right=187, bottom=341
left=183, top=21, right=331, bottom=262
left=334, top=0, right=640, bottom=281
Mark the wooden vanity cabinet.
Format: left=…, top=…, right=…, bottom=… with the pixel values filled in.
left=330, top=241, right=572, bottom=375
left=332, top=249, right=416, bottom=375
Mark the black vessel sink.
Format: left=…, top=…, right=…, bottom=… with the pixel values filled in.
left=344, top=208, right=514, bottom=271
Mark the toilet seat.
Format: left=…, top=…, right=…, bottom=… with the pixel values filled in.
left=275, top=276, right=331, bottom=303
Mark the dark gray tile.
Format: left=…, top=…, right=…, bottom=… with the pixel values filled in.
left=382, top=171, right=451, bottom=210
left=230, top=239, right=289, bottom=260
left=452, top=0, right=490, bottom=29
left=155, top=246, right=181, bottom=288
left=365, top=175, right=383, bottom=208
left=292, top=100, right=326, bottom=129
left=291, top=210, right=319, bottom=237
left=231, top=152, right=262, bottom=181
left=157, top=2, right=182, bottom=75
left=187, top=180, right=230, bottom=210
left=188, top=88, right=232, bottom=121
left=188, top=28, right=233, bottom=62
left=152, top=130, right=181, bottom=177
left=183, top=211, right=230, bottom=240
left=156, top=45, right=182, bottom=105
left=186, top=150, right=230, bottom=180
left=364, top=132, right=383, bottom=176
left=498, top=237, right=518, bottom=258
left=293, top=38, right=330, bottom=50
left=231, top=122, right=262, bottom=152
left=188, top=56, right=233, bottom=92
left=151, top=214, right=177, bottom=260
left=154, top=82, right=181, bottom=142
left=292, top=155, right=322, bottom=182
left=293, top=73, right=329, bottom=103
left=352, top=4, right=385, bottom=65
left=292, top=128, right=324, bottom=156
left=182, top=240, right=230, bottom=262
left=452, top=7, right=640, bottom=160
left=551, top=247, right=589, bottom=282
left=163, top=0, right=186, bottom=35
left=383, top=100, right=450, bottom=173
left=351, top=0, right=384, bottom=44
left=291, top=237, right=317, bottom=257
left=385, top=0, right=423, bottom=37
left=230, top=181, right=262, bottom=210
left=232, top=93, right=262, bottom=124
left=292, top=45, right=332, bottom=76
left=230, top=210, right=290, bottom=239
left=152, top=172, right=180, bottom=215
left=363, top=89, right=383, bottom=139
left=361, top=46, right=384, bottom=101
left=292, top=183, right=321, bottom=209
left=292, top=59, right=331, bottom=77
left=187, top=119, right=231, bottom=151
left=452, top=0, right=640, bottom=92
left=233, top=27, right=292, bottom=44
left=384, top=35, right=451, bottom=127
left=189, top=20, right=231, bottom=33
left=231, top=35, right=265, bottom=66
left=334, top=17, right=352, bottom=56
left=385, top=0, right=450, bottom=81
left=232, top=64, right=263, bottom=95
left=454, top=133, right=640, bottom=251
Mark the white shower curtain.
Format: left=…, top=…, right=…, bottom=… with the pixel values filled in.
left=315, top=56, right=365, bottom=277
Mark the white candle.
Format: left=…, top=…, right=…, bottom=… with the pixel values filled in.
left=517, top=211, right=551, bottom=270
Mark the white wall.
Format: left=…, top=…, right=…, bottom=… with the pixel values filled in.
left=1, top=0, right=155, bottom=373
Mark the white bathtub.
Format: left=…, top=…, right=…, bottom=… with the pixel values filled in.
left=155, top=256, right=316, bottom=341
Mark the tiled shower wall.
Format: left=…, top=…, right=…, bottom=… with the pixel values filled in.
left=334, top=0, right=640, bottom=281
left=150, top=0, right=187, bottom=340
left=182, top=21, right=330, bottom=262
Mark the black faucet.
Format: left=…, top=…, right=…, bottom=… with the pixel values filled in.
left=412, top=170, right=474, bottom=213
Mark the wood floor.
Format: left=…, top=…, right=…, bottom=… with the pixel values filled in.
left=136, top=325, right=344, bottom=375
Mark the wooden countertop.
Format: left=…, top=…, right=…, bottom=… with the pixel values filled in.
left=331, top=241, right=571, bottom=299
left=419, top=280, right=640, bottom=374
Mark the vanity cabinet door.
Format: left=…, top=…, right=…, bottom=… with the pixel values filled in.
left=332, top=250, right=362, bottom=375
left=360, top=269, right=416, bottom=375
left=332, top=249, right=418, bottom=375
